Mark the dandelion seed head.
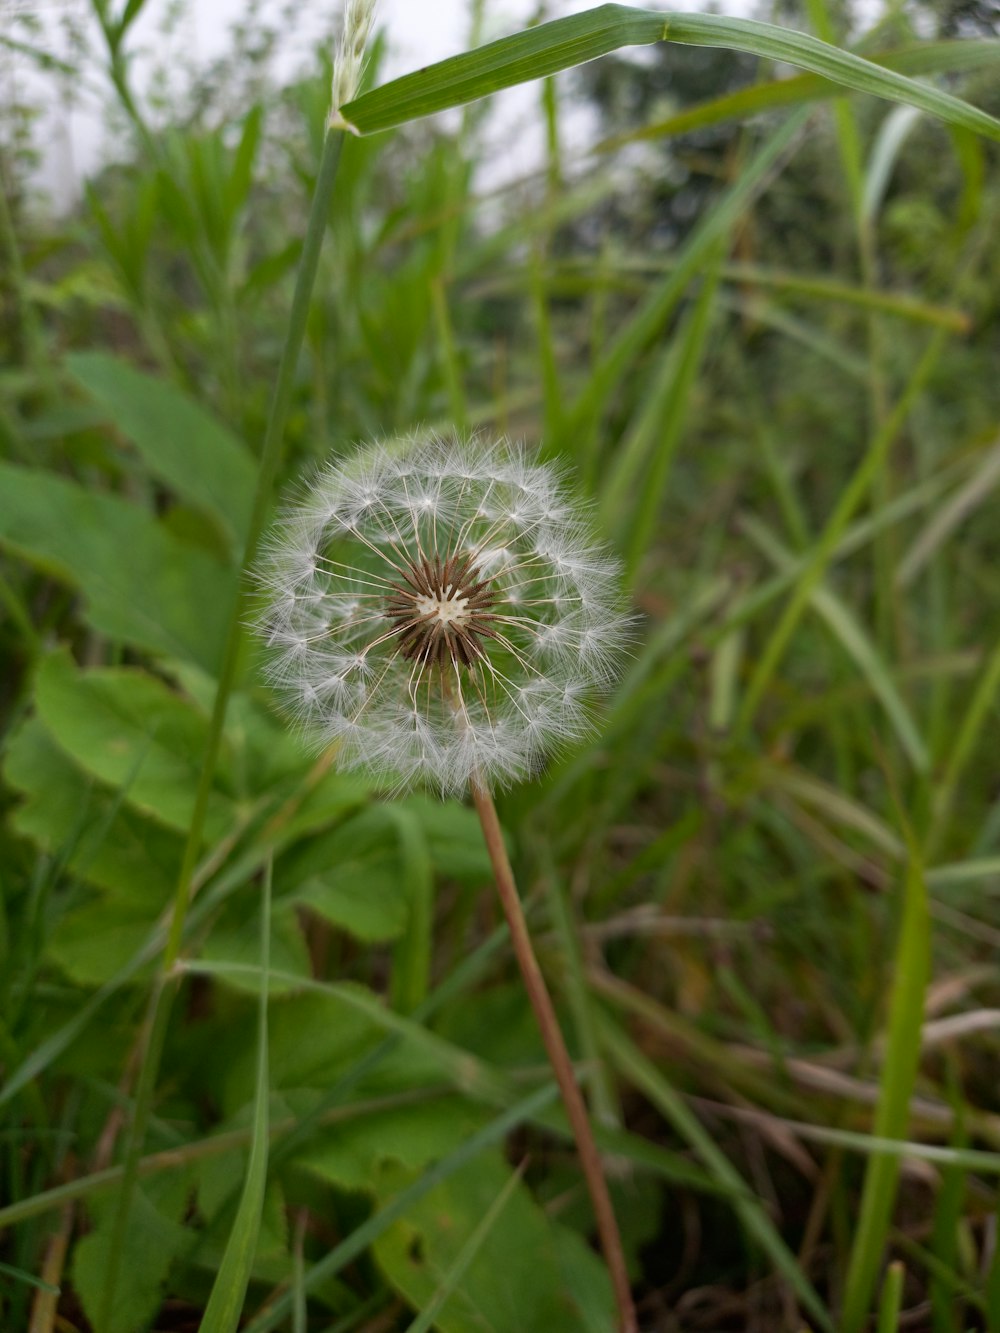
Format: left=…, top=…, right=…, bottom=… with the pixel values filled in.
left=255, top=435, right=631, bottom=795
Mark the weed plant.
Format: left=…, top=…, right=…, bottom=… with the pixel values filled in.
left=1, top=1, right=1000, bottom=1330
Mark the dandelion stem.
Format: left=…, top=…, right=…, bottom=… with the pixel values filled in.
left=469, top=778, right=637, bottom=1333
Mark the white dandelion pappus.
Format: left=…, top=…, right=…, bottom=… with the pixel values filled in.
left=256, top=435, right=630, bottom=795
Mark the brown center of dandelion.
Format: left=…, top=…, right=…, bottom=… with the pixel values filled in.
left=385, top=550, right=500, bottom=669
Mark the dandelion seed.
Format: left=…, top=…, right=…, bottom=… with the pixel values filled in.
left=255, top=434, right=631, bottom=794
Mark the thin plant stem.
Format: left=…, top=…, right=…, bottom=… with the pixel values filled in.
left=469, top=778, right=638, bottom=1333
left=97, top=127, right=346, bottom=1327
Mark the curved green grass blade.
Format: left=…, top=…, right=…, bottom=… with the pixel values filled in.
left=596, top=39, right=1000, bottom=150
left=341, top=5, right=1000, bottom=142
left=0, top=1259, right=59, bottom=1293
left=743, top=518, right=930, bottom=772
left=841, top=858, right=931, bottom=1333
left=198, top=862, right=271, bottom=1333
left=603, top=1017, right=833, bottom=1332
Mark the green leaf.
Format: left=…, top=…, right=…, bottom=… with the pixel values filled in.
left=374, top=1152, right=614, bottom=1332
left=401, top=1165, right=526, bottom=1333
left=598, top=39, right=1000, bottom=150
left=400, top=797, right=494, bottom=883
left=4, top=716, right=181, bottom=904
left=296, top=1096, right=490, bottom=1195
left=67, top=352, right=256, bottom=555
left=198, top=863, right=270, bottom=1333
left=342, top=5, right=1000, bottom=142
left=201, top=898, right=310, bottom=996
left=241, top=1086, right=560, bottom=1333
left=0, top=462, right=237, bottom=672
left=47, top=896, right=158, bottom=987
left=72, top=1181, right=191, bottom=1333
left=33, top=649, right=237, bottom=841
left=281, top=806, right=412, bottom=943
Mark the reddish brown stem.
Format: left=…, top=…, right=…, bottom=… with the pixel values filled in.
left=470, top=778, right=638, bottom=1333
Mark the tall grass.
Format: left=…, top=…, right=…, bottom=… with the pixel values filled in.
left=1, top=0, right=1000, bottom=1329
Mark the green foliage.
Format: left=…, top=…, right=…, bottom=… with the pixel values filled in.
left=374, top=1153, right=615, bottom=1331
left=3, top=0, right=1000, bottom=1329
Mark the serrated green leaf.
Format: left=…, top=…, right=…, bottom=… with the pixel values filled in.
left=400, top=797, right=493, bottom=883
left=34, top=649, right=237, bottom=841
left=374, top=1152, right=614, bottom=1332
left=296, top=1096, right=489, bottom=1195
left=0, top=463, right=237, bottom=671
left=201, top=898, right=309, bottom=996
left=280, top=806, right=411, bottom=942
left=72, top=1182, right=191, bottom=1333
left=67, top=352, right=256, bottom=556
left=5, top=716, right=181, bottom=904
left=47, top=896, right=157, bottom=987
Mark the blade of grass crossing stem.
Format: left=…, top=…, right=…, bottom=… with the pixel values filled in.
left=100, top=125, right=347, bottom=1329
left=340, top=7, right=1000, bottom=141
left=538, top=848, right=620, bottom=1134
left=600, top=1016, right=833, bottom=1332
left=599, top=248, right=719, bottom=529
left=403, top=1162, right=526, bottom=1333
left=927, top=633, right=1000, bottom=857
left=595, top=41, right=1000, bottom=154
left=241, top=1084, right=560, bottom=1333
left=558, top=111, right=807, bottom=461
left=388, top=807, right=434, bottom=1014
left=199, top=860, right=271, bottom=1333
left=804, top=0, right=864, bottom=213
left=735, top=328, right=948, bottom=740
left=877, top=1262, right=905, bottom=1333
left=841, top=858, right=931, bottom=1333
left=627, top=257, right=721, bottom=578
left=742, top=518, right=930, bottom=771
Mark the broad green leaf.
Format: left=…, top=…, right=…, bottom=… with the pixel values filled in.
left=47, top=897, right=158, bottom=987
left=72, top=1180, right=192, bottom=1333
left=67, top=352, right=256, bottom=555
left=240, top=1086, right=561, bottom=1333
left=0, top=462, right=237, bottom=672
left=34, top=649, right=238, bottom=842
left=200, top=898, right=310, bottom=996
left=399, top=797, right=493, bottom=883
left=402, top=1163, right=525, bottom=1333
left=296, top=1096, right=489, bottom=1194
left=4, top=716, right=181, bottom=904
left=214, top=988, right=432, bottom=1120
left=374, top=1152, right=614, bottom=1333
left=281, top=806, right=412, bottom=942
left=342, top=6, right=1000, bottom=142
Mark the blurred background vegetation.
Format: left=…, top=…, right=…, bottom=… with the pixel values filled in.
left=2, top=0, right=1000, bottom=1328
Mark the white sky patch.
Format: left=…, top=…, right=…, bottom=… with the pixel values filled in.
left=4, top=0, right=759, bottom=212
